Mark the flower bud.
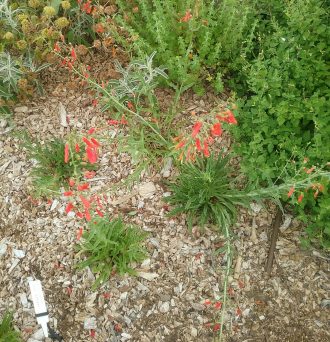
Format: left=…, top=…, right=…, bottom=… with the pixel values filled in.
left=16, top=40, right=28, bottom=50
left=3, top=32, right=14, bottom=40
left=43, top=6, right=56, bottom=17
left=55, top=17, right=70, bottom=29
left=61, top=1, right=71, bottom=10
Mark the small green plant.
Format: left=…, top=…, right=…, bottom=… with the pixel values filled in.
left=0, top=312, right=21, bottom=342
left=24, top=136, right=97, bottom=197
left=76, top=217, right=148, bottom=289
left=165, top=154, right=249, bottom=229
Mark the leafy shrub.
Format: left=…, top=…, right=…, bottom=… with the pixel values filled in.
left=230, top=0, right=330, bottom=249
left=76, top=217, right=148, bottom=289
left=24, top=137, right=97, bottom=197
left=165, top=154, right=249, bottom=229
left=112, top=0, right=256, bottom=92
left=0, top=312, right=21, bottom=342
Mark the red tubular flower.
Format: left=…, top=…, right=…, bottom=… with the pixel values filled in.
left=213, top=323, right=221, bottom=332
left=64, top=144, right=69, bottom=163
left=108, top=119, right=119, bottom=125
left=82, top=137, right=94, bottom=148
left=68, top=178, right=75, bottom=187
left=90, top=138, right=101, bottom=147
left=175, top=140, right=186, bottom=150
left=77, top=183, right=89, bottom=191
left=76, top=212, right=84, bottom=219
left=92, top=99, right=98, bottom=107
left=86, top=146, right=98, bottom=163
left=195, top=138, right=202, bottom=151
left=223, top=110, right=237, bottom=124
left=80, top=195, right=91, bottom=209
left=54, top=42, right=60, bottom=52
left=214, top=301, right=222, bottom=310
left=75, top=143, right=80, bottom=153
left=65, top=202, right=74, bottom=213
left=85, top=209, right=91, bottom=222
left=71, top=48, right=77, bottom=61
left=305, top=166, right=315, bottom=174
left=84, top=171, right=96, bottom=179
left=203, top=140, right=210, bottom=157
left=298, top=193, right=304, bottom=203
left=64, top=191, right=73, bottom=197
left=287, top=187, right=295, bottom=198
left=76, top=227, right=83, bottom=240
left=191, top=121, right=203, bottom=138
left=180, top=10, right=192, bottom=22
left=127, top=101, right=135, bottom=110
left=204, top=299, right=212, bottom=306
left=95, top=208, right=104, bottom=217
left=210, top=122, right=222, bottom=137
left=120, top=115, right=128, bottom=125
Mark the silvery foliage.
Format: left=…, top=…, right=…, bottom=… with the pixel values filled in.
left=108, top=51, right=167, bottom=100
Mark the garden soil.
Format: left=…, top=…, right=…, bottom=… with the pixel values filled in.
left=0, top=51, right=329, bottom=342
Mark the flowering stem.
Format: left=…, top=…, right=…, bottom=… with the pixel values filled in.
left=55, top=52, right=168, bottom=145
left=216, top=222, right=232, bottom=342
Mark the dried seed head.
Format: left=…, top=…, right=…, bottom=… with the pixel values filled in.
left=3, top=32, right=14, bottom=40
left=61, top=1, right=71, bottom=10
left=43, top=6, right=56, bottom=17
left=55, top=17, right=70, bottom=29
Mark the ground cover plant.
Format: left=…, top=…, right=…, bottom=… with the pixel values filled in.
left=75, top=216, right=148, bottom=289
left=0, top=312, right=21, bottom=342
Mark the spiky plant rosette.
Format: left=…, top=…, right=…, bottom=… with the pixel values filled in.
left=75, top=216, right=148, bottom=289
left=165, top=153, right=249, bottom=230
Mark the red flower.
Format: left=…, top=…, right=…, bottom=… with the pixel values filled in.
left=204, top=299, right=212, bottom=306
left=80, top=195, right=91, bottom=209
left=65, top=202, right=74, bottom=214
left=175, top=140, right=185, bottom=150
left=82, top=137, right=94, bottom=148
left=103, top=292, right=111, bottom=299
left=95, top=208, right=104, bottom=217
left=210, top=123, right=222, bottom=137
left=195, top=138, right=202, bottom=151
left=180, top=10, right=192, bottom=22
left=236, top=307, right=242, bottom=316
left=85, top=209, right=91, bottom=222
left=108, top=119, right=119, bottom=125
left=214, top=301, right=222, bottom=310
left=90, top=329, right=95, bottom=338
left=71, top=48, right=77, bottom=61
left=298, top=193, right=304, bottom=203
left=95, top=23, right=104, bottom=33
left=84, top=171, right=96, bottom=179
left=76, top=212, right=84, bottom=219
left=127, top=101, right=135, bottom=110
left=92, top=99, right=98, bottom=107
left=120, top=115, right=128, bottom=125
left=68, top=178, right=75, bottom=187
left=219, top=110, right=237, bottom=125
left=91, top=138, right=101, bottom=147
left=64, top=143, right=69, bottom=163
left=203, top=141, right=210, bottom=157
left=75, top=143, right=80, bottom=153
left=82, top=1, right=92, bottom=14
left=287, top=187, right=295, bottom=198
left=54, top=42, right=60, bottom=52
left=305, top=166, right=315, bottom=174
left=64, top=191, right=73, bottom=197
left=213, top=323, right=221, bottom=332
left=77, top=183, right=89, bottom=191
left=192, top=121, right=203, bottom=138
left=76, top=227, right=83, bottom=240
left=86, top=146, right=98, bottom=163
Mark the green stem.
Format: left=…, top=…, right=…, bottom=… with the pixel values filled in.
left=55, top=52, right=168, bottom=145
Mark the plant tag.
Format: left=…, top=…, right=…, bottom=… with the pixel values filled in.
left=28, top=280, right=49, bottom=338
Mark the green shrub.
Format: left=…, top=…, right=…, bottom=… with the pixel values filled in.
left=76, top=217, right=148, bottom=289
left=112, top=0, right=256, bottom=92
left=0, top=312, right=21, bottom=342
left=230, top=0, right=330, bottom=249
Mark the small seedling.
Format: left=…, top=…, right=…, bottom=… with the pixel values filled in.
left=0, top=312, right=21, bottom=342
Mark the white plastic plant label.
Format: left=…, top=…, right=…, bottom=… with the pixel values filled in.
left=28, top=280, right=49, bottom=338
